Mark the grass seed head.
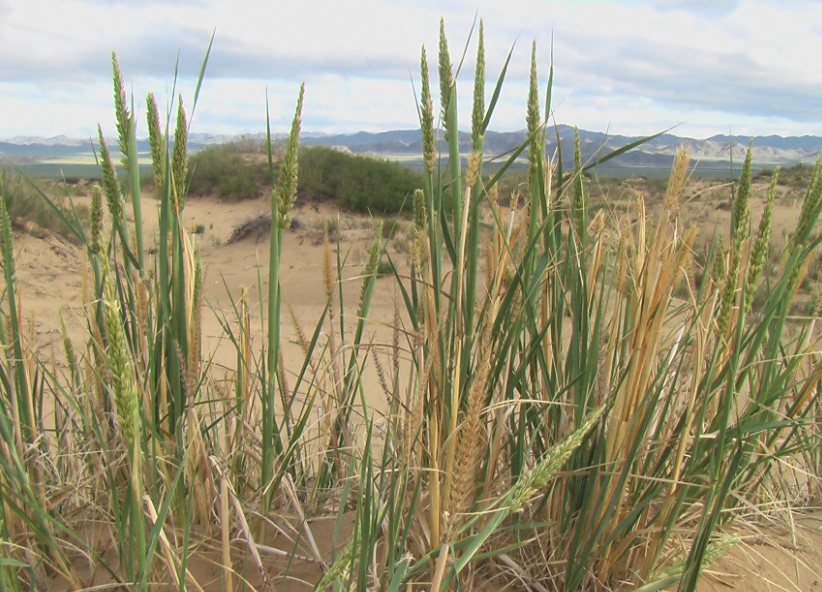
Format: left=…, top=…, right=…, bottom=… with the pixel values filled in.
left=146, top=92, right=165, bottom=190
left=438, top=19, right=453, bottom=126
left=276, top=83, right=305, bottom=229
left=172, top=96, right=189, bottom=211
left=744, top=169, right=777, bottom=313
left=97, top=126, right=123, bottom=224
left=413, top=188, right=427, bottom=231
left=471, top=19, right=486, bottom=151
left=0, top=196, right=13, bottom=273
left=111, top=52, right=131, bottom=170
left=89, top=185, right=103, bottom=255
left=527, top=40, right=541, bottom=184
left=571, top=128, right=586, bottom=239
left=732, top=141, right=753, bottom=250
left=466, top=150, right=481, bottom=189
left=420, top=46, right=436, bottom=176
left=101, top=254, right=139, bottom=447
left=664, top=145, right=690, bottom=210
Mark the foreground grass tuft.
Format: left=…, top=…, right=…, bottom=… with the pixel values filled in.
left=0, top=21, right=820, bottom=592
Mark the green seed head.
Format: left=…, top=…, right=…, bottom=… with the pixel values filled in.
left=101, top=253, right=139, bottom=446
left=276, top=83, right=305, bottom=229
left=527, top=40, right=541, bottom=183
left=471, top=20, right=486, bottom=152
left=731, top=140, right=753, bottom=252
left=0, top=196, right=13, bottom=274
left=90, top=185, right=103, bottom=255
left=744, top=169, right=777, bottom=313
left=111, top=52, right=131, bottom=171
left=413, top=188, right=427, bottom=231
left=438, top=19, right=454, bottom=126
left=146, top=92, right=165, bottom=191
left=420, top=46, right=436, bottom=177
left=172, top=95, right=189, bottom=211
left=98, top=125, right=123, bottom=224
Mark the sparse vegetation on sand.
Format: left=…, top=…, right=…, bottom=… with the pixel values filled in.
left=1, top=21, right=821, bottom=592
left=0, top=168, right=88, bottom=239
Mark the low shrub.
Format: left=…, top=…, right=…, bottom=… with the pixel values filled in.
left=187, top=143, right=270, bottom=200
left=298, top=146, right=422, bottom=214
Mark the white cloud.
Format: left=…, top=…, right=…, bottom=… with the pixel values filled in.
left=2, top=0, right=822, bottom=139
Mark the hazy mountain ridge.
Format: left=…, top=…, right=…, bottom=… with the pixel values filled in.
left=3, top=127, right=821, bottom=169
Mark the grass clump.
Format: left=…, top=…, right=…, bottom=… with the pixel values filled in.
left=1, top=22, right=822, bottom=592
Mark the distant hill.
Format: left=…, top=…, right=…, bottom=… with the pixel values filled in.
left=3, top=127, right=821, bottom=174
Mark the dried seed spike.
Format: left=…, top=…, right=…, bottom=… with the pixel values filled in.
left=664, top=145, right=690, bottom=210
left=466, top=150, right=481, bottom=189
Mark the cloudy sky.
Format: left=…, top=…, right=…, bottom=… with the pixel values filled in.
left=1, top=0, right=821, bottom=141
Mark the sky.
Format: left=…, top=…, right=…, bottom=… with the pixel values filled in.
left=1, top=0, right=821, bottom=141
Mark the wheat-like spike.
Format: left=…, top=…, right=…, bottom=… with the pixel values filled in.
left=413, top=188, right=427, bottom=232
left=0, top=197, right=12, bottom=273
left=716, top=255, right=739, bottom=337
left=392, top=295, right=401, bottom=380
left=89, top=185, right=103, bottom=255
left=589, top=209, right=606, bottom=236
left=744, top=169, right=777, bottom=313
left=509, top=407, right=605, bottom=513
left=373, top=352, right=392, bottom=401
left=420, top=47, right=436, bottom=177
left=448, top=326, right=491, bottom=525
left=111, top=52, right=131, bottom=171
left=438, top=19, right=453, bottom=122
left=276, top=83, right=305, bottom=229
left=664, top=145, right=690, bottom=210
left=466, top=150, right=481, bottom=189
left=59, top=313, right=77, bottom=382
left=358, top=225, right=382, bottom=312
left=101, top=254, right=139, bottom=448
left=791, top=154, right=822, bottom=249
left=97, top=126, right=123, bottom=225
left=135, top=275, right=149, bottom=369
left=278, top=349, right=292, bottom=412
left=526, top=41, right=541, bottom=186
left=710, top=234, right=727, bottom=290
left=187, top=247, right=203, bottom=390
left=571, top=128, right=586, bottom=239
left=676, top=225, right=698, bottom=287
left=731, top=140, right=753, bottom=252
left=146, top=93, right=165, bottom=190
left=172, top=96, right=188, bottom=212
left=471, top=19, right=486, bottom=152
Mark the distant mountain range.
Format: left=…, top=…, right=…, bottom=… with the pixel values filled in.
left=3, top=126, right=821, bottom=172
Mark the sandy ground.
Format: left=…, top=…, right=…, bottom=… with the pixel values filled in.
left=15, top=191, right=822, bottom=591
